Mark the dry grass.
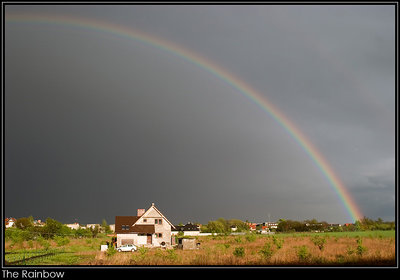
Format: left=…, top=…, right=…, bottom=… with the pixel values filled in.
left=81, top=234, right=396, bottom=266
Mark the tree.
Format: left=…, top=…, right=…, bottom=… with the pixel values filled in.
left=90, top=225, right=100, bottom=238
left=74, top=227, right=90, bottom=238
left=201, top=218, right=230, bottom=234
left=101, top=219, right=112, bottom=234
left=227, top=219, right=249, bottom=232
left=15, top=217, right=34, bottom=230
left=42, top=218, right=63, bottom=238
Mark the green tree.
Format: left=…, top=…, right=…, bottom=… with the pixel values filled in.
left=90, top=225, right=100, bottom=238
left=15, top=217, right=34, bottom=230
left=42, top=218, right=63, bottom=238
left=227, top=219, right=249, bottom=232
left=202, top=219, right=228, bottom=234
left=74, top=227, right=90, bottom=238
left=101, top=219, right=112, bottom=234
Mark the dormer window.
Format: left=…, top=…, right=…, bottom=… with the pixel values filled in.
left=122, top=225, right=130, bottom=230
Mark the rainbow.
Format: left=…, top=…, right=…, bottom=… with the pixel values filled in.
left=5, top=13, right=364, bottom=222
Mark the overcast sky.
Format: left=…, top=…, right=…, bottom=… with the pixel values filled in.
left=4, top=4, right=395, bottom=225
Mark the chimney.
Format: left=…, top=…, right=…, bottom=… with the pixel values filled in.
left=137, top=209, right=145, bottom=217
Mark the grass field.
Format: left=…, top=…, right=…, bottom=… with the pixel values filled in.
left=4, top=231, right=396, bottom=266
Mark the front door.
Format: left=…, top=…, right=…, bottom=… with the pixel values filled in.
left=147, top=234, right=152, bottom=244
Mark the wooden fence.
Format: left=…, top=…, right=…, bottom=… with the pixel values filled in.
left=5, top=249, right=65, bottom=265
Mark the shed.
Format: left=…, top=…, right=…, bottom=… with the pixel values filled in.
left=176, top=237, right=200, bottom=250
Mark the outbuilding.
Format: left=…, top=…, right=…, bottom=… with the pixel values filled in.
left=176, top=237, right=200, bottom=250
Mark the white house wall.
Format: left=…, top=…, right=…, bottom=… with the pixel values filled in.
left=116, top=233, right=137, bottom=247
left=136, top=206, right=173, bottom=246
left=137, top=235, right=148, bottom=245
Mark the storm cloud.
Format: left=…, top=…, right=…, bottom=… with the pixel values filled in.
left=4, top=4, right=395, bottom=224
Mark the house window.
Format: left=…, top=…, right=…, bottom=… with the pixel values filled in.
left=156, top=233, right=162, bottom=238
left=155, top=219, right=162, bottom=224
left=143, top=219, right=147, bottom=223
left=122, top=225, right=130, bottom=230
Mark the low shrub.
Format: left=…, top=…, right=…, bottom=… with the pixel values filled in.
left=311, top=235, right=326, bottom=251
left=356, top=238, right=367, bottom=256
left=233, top=247, right=245, bottom=258
left=106, top=245, right=117, bottom=257
left=296, top=245, right=311, bottom=262
left=245, top=234, right=257, bottom=242
left=259, top=242, right=274, bottom=260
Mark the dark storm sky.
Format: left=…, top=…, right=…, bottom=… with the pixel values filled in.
left=4, top=4, right=395, bottom=225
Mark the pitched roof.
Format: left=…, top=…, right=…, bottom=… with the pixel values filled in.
left=115, top=203, right=175, bottom=233
left=134, top=203, right=176, bottom=229
left=115, top=216, right=140, bottom=233
left=131, top=224, right=155, bottom=234
left=173, top=223, right=200, bottom=232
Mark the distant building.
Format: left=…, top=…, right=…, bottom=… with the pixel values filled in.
left=266, top=222, right=278, bottom=229
left=65, top=223, right=80, bottom=230
left=176, top=237, right=200, bottom=250
left=86, top=224, right=100, bottom=230
left=5, top=218, right=16, bottom=228
left=109, top=224, right=115, bottom=232
left=172, top=223, right=201, bottom=236
left=247, top=222, right=257, bottom=231
left=33, top=219, right=45, bottom=227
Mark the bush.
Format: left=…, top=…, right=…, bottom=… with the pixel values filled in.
left=245, top=234, right=257, bottom=242
left=297, top=245, right=311, bottom=262
left=311, top=236, right=326, bottom=251
left=259, top=242, right=274, bottom=260
left=106, top=245, right=117, bottom=257
left=356, top=238, right=367, bottom=256
left=165, top=249, right=178, bottom=261
left=137, top=246, right=149, bottom=256
left=54, top=236, right=70, bottom=247
left=36, top=236, right=50, bottom=250
left=233, top=247, right=245, bottom=258
left=234, top=236, right=242, bottom=243
left=272, top=236, right=284, bottom=249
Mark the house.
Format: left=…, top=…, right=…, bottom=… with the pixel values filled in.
left=266, top=222, right=278, bottom=229
left=109, top=224, right=115, bottom=232
left=65, top=223, right=80, bottom=230
left=115, top=203, right=175, bottom=248
left=86, top=224, right=100, bottom=230
left=5, top=218, right=16, bottom=228
left=33, top=219, right=45, bottom=227
left=256, top=222, right=278, bottom=233
left=172, top=222, right=200, bottom=236
left=247, top=222, right=257, bottom=231
left=259, top=225, right=271, bottom=234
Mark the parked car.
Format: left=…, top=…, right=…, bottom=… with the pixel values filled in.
left=117, top=244, right=137, bottom=252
